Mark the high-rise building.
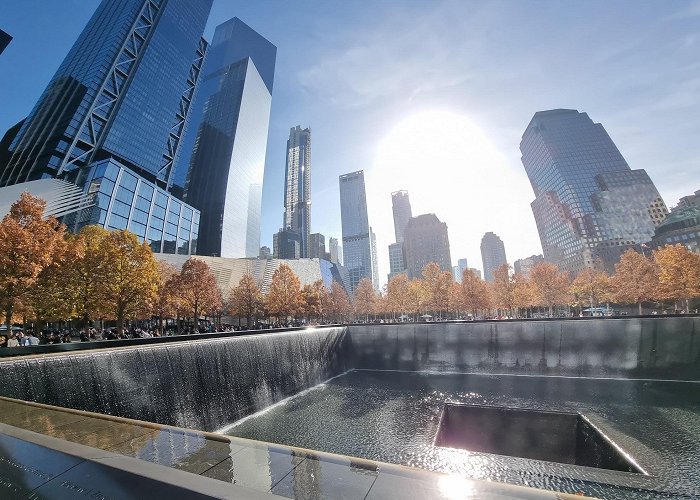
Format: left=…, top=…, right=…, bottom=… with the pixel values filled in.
left=403, top=214, right=452, bottom=279
left=0, top=29, right=11, bottom=55
left=651, top=189, right=700, bottom=254
left=481, top=232, right=507, bottom=282
left=339, top=170, right=377, bottom=294
left=309, top=233, right=326, bottom=259
left=453, top=258, right=468, bottom=282
left=259, top=246, right=272, bottom=259
left=328, top=237, right=340, bottom=264
left=514, top=254, right=544, bottom=278
left=179, top=17, right=276, bottom=258
left=387, top=190, right=412, bottom=281
left=282, top=126, right=312, bottom=257
left=0, top=0, right=212, bottom=255
left=391, top=190, right=412, bottom=243
left=520, top=109, right=668, bottom=274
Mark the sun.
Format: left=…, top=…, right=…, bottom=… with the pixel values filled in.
left=373, top=110, right=503, bottom=185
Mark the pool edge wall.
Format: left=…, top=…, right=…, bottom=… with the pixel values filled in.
left=346, top=317, right=700, bottom=379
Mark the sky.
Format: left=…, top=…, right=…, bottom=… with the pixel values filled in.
left=1, top=1, right=699, bottom=287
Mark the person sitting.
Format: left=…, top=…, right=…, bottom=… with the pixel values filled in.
left=7, top=333, right=19, bottom=347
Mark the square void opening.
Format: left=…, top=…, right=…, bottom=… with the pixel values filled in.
left=435, top=403, right=643, bottom=473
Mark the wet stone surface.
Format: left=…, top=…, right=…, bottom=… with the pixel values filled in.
left=227, top=369, right=700, bottom=499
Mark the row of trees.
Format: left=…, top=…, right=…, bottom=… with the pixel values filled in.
left=0, top=194, right=224, bottom=334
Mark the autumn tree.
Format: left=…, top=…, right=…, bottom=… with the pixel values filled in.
left=529, top=262, right=570, bottom=317
left=266, top=263, right=303, bottom=323
left=569, top=268, right=611, bottom=314
left=153, top=261, right=180, bottom=335
left=301, top=280, right=327, bottom=323
left=353, top=277, right=377, bottom=322
left=0, top=193, right=67, bottom=331
left=178, top=258, right=222, bottom=331
left=512, top=273, right=535, bottom=317
left=421, top=263, right=453, bottom=319
left=27, top=233, right=85, bottom=324
left=654, top=244, right=700, bottom=313
left=387, top=273, right=411, bottom=320
left=610, top=249, right=658, bottom=315
left=408, top=279, right=427, bottom=320
left=99, top=230, right=159, bottom=335
left=229, top=273, right=264, bottom=327
left=459, top=269, right=490, bottom=317
left=490, top=264, right=516, bottom=316
left=325, top=281, right=350, bottom=323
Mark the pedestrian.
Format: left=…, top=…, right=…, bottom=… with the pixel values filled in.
left=7, top=333, right=19, bottom=347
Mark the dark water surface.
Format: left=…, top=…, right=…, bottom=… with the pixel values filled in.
left=226, top=370, right=700, bottom=499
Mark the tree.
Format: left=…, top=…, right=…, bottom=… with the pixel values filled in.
left=301, top=280, right=327, bottom=323
left=512, top=273, right=535, bottom=317
left=490, top=264, right=516, bottom=316
left=325, top=281, right=350, bottom=323
left=229, top=274, right=264, bottom=327
left=99, top=230, right=159, bottom=335
left=408, top=279, right=427, bottom=320
left=654, top=244, right=700, bottom=313
left=387, top=273, right=411, bottom=320
left=154, top=261, right=180, bottom=335
left=266, top=263, right=303, bottom=323
left=353, top=277, right=376, bottom=322
left=570, top=268, right=611, bottom=314
left=529, top=262, right=570, bottom=317
left=71, top=225, right=111, bottom=327
left=611, top=249, right=658, bottom=315
left=178, top=258, right=221, bottom=331
left=421, top=263, right=453, bottom=319
left=0, top=193, right=67, bottom=332
left=459, top=269, right=490, bottom=317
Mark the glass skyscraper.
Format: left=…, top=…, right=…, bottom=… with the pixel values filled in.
left=179, top=17, right=276, bottom=258
left=0, top=0, right=212, bottom=255
left=520, top=109, right=668, bottom=274
left=480, top=232, right=507, bottom=282
left=283, top=126, right=312, bottom=258
left=339, top=170, right=377, bottom=294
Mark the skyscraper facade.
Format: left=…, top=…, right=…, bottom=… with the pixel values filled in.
left=328, top=237, right=340, bottom=265
left=520, top=109, right=668, bottom=274
left=1, top=0, right=212, bottom=190
left=283, top=126, right=312, bottom=257
left=0, top=0, right=212, bottom=255
left=339, top=170, right=377, bottom=294
left=180, top=17, right=276, bottom=258
left=513, top=254, right=544, bottom=278
left=388, top=243, right=406, bottom=280
left=309, top=233, right=326, bottom=259
left=480, top=232, right=507, bottom=282
left=453, top=258, right=468, bottom=283
left=403, top=214, right=452, bottom=279
left=391, top=190, right=412, bottom=243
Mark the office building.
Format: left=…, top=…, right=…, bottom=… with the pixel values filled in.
left=514, top=254, right=544, bottom=277
left=328, top=237, right=340, bottom=265
left=481, top=232, right=507, bottom=282
left=309, top=233, right=326, bottom=259
left=651, top=189, right=700, bottom=254
left=453, top=258, right=468, bottom=283
left=259, top=246, right=271, bottom=259
left=0, top=29, right=11, bottom=55
left=403, top=214, right=452, bottom=279
left=520, top=109, right=668, bottom=274
left=388, top=243, right=406, bottom=280
left=0, top=0, right=212, bottom=256
left=180, top=17, right=276, bottom=258
left=282, top=126, right=311, bottom=257
left=391, top=190, right=412, bottom=243
left=339, top=170, right=377, bottom=294
left=273, top=228, right=300, bottom=260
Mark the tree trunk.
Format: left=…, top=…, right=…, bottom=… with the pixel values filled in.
left=116, top=304, right=125, bottom=336
left=638, top=301, right=643, bottom=316
left=548, top=304, right=553, bottom=317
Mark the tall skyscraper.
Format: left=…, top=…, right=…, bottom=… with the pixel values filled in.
left=179, top=17, right=276, bottom=258
left=283, top=126, right=312, bottom=257
left=520, top=109, right=668, bottom=274
left=328, top=237, right=340, bottom=264
left=387, top=190, right=412, bottom=281
left=403, top=214, right=452, bottom=279
left=391, top=190, right=412, bottom=243
left=453, top=258, right=468, bottom=283
left=309, top=233, right=326, bottom=259
left=339, top=170, right=377, bottom=294
left=0, top=0, right=212, bottom=255
left=481, top=232, right=507, bottom=282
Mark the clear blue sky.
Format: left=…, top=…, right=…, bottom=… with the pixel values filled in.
left=1, top=1, right=699, bottom=284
